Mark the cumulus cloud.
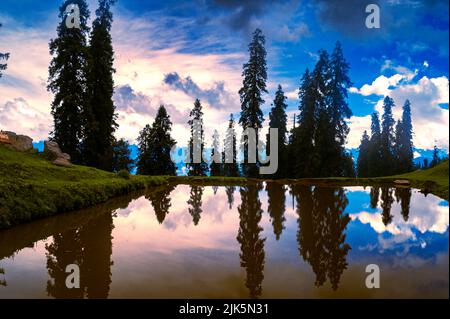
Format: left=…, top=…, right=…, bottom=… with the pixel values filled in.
left=0, top=97, right=51, bottom=141
left=348, top=64, right=449, bottom=150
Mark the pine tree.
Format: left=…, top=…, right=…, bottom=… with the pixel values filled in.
left=111, top=138, right=134, bottom=173
left=210, top=129, right=222, bottom=176
left=239, top=29, right=267, bottom=178
left=292, top=69, right=316, bottom=177
left=267, top=85, right=288, bottom=179
left=357, top=131, right=370, bottom=177
left=380, top=96, right=396, bottom=175
left=431, top=144, right=440, bottom=167
left=368, top=112, right=382, bottom=176
left=0, top=23, right=9, bottom=78
left=48, top=0, right=90, bottom=164
left=222, top=114, right=239, bottom=177
left=83, top=0, right=117, bottom=170
left=328, top=41, right=353, bottom=176
left=395, top=100, right=414, bottom=173
left=187, top=99, right=208, bottom=176
left=137, top=105, right=176, bottom=175
left=311, top=50, right=335, bottom=177
left=187, top=185, right=204, bottom=226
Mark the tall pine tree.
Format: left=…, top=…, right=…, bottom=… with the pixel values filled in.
left=380, top=96, right=396, bottom=175
left=210, top=129, right=222, bottom=176
left=48, top=0, right=90, bottom=163
left=222, top=114, right=240, bottom=177
left=83, top=0, right=117, bottom=170
left=267, top=85, right=288, bottom=179
left=395, top=100, right=414, bottom=173
left=357, top=131, right=370, bottom=177
left=368, top=112, right=382, bottom=176
left=187, top=99, right=208, bottom=176
left=239, top=28, right=267, bottom=178
left=137, top=105, right=176, bottom=176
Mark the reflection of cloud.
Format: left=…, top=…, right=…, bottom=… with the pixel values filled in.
left=350, top=191, right=449, bottom=252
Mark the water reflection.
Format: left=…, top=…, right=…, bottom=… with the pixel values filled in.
left=0, top=185, right=448, bottom=298
left=187, top=185, right=204, bottom=226
left=236, top=184, right=266, bottom=299
left=146, top=186, right=175, bottom=224
left=293, top=185, right=351, bottom=290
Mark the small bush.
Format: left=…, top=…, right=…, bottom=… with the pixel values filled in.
left=117, top=169, right=130, bottom=180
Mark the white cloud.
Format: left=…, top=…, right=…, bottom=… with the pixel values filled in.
left=348, top=73, right=449, bottom=150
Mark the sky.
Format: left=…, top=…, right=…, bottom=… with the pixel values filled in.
left=0, top=0, right=448, bottom=152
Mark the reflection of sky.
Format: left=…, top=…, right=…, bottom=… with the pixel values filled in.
left=0, top=185, right=448, bottom=298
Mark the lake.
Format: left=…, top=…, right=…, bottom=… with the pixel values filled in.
left=0, top=183, right=448, bottom=298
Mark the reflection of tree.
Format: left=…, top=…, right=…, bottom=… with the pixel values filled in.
left=212, top=186, right=218, bottom=195
left=187, top=185, right=204, bottom=226
left=293, top=185, right=351, bottom=290
left=45, top=213, right=114, bottom=299
left=381, top=187, right=394, bottom=226
left=225, top=186, right=235, bottom=210
left=0, top=267, right=6, bottom=286
left=370, top=187, right=380, bottom=209
left=266, top=182, right=286, bottom=240
left=237, top=184, right=266, bottom=299
left=395, top=188, right=412, bottom=221
left=146, top=186, right=175, bottom=224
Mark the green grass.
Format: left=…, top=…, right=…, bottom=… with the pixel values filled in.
left=0, top=145, right=169, bottom=229
left=1, top=144, right=448, bottom=229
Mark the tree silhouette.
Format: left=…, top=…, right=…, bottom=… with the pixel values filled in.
left=380, top=96, right=396, bottom=175
left=266, top=182, right=286, bottom=240
left=83, top=0, right=117, bottom=170
left=380, top=187, right=394, bottom=226
left=222, top=114, right=240, bottom=177
left=210, top=130, right=222, bottom=176
left=395, top=188, right=411, bottom=221
left=48, top=0, right=90, bottom=163
left=370, top=187, right=380, bottom=209
left=187, top=185, right=204, bottom=226
left=293, top=185, right=351, bottom=290
left=394, top=100, right=414, bottom=173
left=357, top=131, right=370, bottom=177
left=225, top=186, right=235, bottom=209
left=237, top=184, right=265, bottom=298
left=46, top=212, right=114, bottom=299
left=187, top=99, right=209, bottom=176
left=239, top=29, right=267, bottom=178
left=111, top=138, right=134, bottom=173
left=137, top=105, right=176, bottom=175
left=146, top=186, right=175, bottom=224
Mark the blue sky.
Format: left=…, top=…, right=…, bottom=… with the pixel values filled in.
left=0, top=0, right=448, bottom=151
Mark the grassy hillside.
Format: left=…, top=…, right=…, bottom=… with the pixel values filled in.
left=0, top=145, right=168, bottom=229
left=1, top=144, right=448, bottom=229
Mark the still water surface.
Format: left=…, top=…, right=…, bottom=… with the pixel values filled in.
left=0, top=184, right=448, bottom=298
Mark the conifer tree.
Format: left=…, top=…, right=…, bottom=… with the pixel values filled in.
left=395, top=100, right=414, bottom=173
left=187, top=99, right=208, bottom=176
left=357, top=131, right=370, bottom=177
left=431, top=144, right=440, bottom=167
left=267, top=85, right=288, bottom=179
left=83, top=0, right=117, bottom=170
left=368, top=112, right=382, bottom=176
left=380, top=96, right=396, bottom=175
left=136, top=105, right=176, bottom=175
left=239, top=29, right=267, bottom=178
left=222, top=114, right=239, bottom=177
left=111, top=138, right=134, bottom=173
left=210, top=129, right=222, bottom=176
left=48, top=0, right=90, bottom=163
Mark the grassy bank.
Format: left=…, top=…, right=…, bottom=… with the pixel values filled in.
left=1, top=144, right=448, bottom=229
left=0, top=145, right=169, bottom=229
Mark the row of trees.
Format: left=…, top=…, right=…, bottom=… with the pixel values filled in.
left=357, top=97, right=414, bottom=177
left=136, top=30, right=357, bottom=178
left=48, top=0, right=126, bottom=171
